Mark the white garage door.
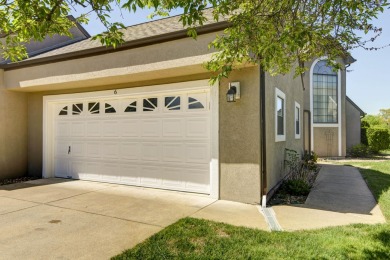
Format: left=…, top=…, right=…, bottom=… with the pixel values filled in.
left=53, top=88, right=211, bottom=194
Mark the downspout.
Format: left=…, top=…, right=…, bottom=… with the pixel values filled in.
left=260, top=66, right=267, bottom=207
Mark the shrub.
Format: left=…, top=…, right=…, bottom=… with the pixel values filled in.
left=366, top=127, right=390, bottom=153
left=281, top=179, right=311, bottom=196
left=361, top=127, right=368, bottom=145
left=302, top=151, right=318, bottom=171
left=347, top=144, right=373, bottom=157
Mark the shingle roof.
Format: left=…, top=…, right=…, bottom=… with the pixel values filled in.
left=25, top=8, right=219, bottom=61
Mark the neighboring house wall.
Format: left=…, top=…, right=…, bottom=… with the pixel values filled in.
left=0, top=70, right=28, bottom=179
left=265, top=70, right=305, bottom=191
left=303, top=58, right=347, bottom=157
left=346, top=98, right=362, bottom=149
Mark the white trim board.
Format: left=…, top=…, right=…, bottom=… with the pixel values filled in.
left=43, top=79, right=220, bottom=199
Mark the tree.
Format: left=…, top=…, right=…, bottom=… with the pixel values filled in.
left=0, top=0, right=388, bottom=82
left=362, top=114, right=387, bottom=128
left=379, top=108, right=390, bottom=127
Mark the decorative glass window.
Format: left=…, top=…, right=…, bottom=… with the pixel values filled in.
left=275, top=88, right=286, bottom=142
left=295, top=102, right=301, bottom=139
left=59, top=106, right=68, bottom=116
left=72, top=103, right=83, bottom=115
left=143, top=98, right=158, bottom=112
left=105, top=103, right=116, bottom=113
left=125, top=101, right=137, bottom=112
left=188, top=97, right=204, bottom=109
left=313, top=60, right=338, bottom=123
left=88, top=102, right=100, bottom=114
left=165, top=96, right=180, bottom=111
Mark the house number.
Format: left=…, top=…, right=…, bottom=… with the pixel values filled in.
left=114, top=89, right=117, bottom=95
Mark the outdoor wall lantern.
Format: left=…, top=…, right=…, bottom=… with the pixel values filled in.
left=226, top=82, right=241, bottom=102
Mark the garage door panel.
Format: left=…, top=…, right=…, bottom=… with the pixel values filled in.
left=86, top=142, right=101, bottom=158
left=161, top=168, right=185, bottom=189
left=86, top=121, right=101, bottom=136
left=56, top=141, right=69, bottom=156
left=53, top=87, right=212, bottom=194
left=72, top=161, right=101, bottom=180
left=163, top=118, right=184, bottom=137
left=101, top=164, right=121, bottom=182
left=54, top=159, right=69, bottom=178
left=141, top=143, right=162, bottom=161
left=102, top=120, right=120, bottom=137
left=121, top=119, right=140, bottom=137
left=141, top=119, right=162, bottom=137
left=102, top=142, right=120, bottom=158
left=185, top=168, right=210, bottom=192
left=186, top=118, right=209, bottom=138
left=70, top=142, right=85, bottom=157
left=119, top=165, right=141, bottom=185
left=119, top=142, right=140, bottom=160
left=140, top=166, right=162, bottom=186
left=162, top=143, right=185, bottom=162
left=56, top=122, right=70, bottom=137
left=186, top=143, right=210, bottom=164
left=71, top=122, right=85, bottom=137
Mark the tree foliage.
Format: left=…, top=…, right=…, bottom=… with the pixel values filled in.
left=0, top=0, right=388, bottom=82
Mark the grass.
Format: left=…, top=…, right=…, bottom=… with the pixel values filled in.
left=113, top=160, right=390, bottom=260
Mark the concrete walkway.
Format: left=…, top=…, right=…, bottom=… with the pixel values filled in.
left=272, top=164, right=386, bottom=231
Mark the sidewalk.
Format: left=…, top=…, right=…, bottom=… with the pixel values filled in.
left=271, top=164, right=386, bottom=231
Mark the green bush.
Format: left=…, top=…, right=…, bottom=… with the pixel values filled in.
left=361, top=127, right=368, bottom=145
left=366, top=127, right=390, bottom=153
left=347, top=144, right=373, bottom=158
left=281, top=179, right=311, bottom=196
left=302, top=151, right=318, bottom=171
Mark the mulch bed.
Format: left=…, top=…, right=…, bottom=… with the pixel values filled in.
left=0, top=177, right=40, bottom=186
left=268, top=166, right=321, bottom=206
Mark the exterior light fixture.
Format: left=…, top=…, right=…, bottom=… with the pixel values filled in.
left=226, top=82, right=241, bottom=102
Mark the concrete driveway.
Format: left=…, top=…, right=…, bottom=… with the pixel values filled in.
left=0, top=178, right=217, bottom=259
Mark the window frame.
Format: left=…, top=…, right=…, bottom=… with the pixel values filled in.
left=275, top=88, right=286, bottom=142
left=295, top=102, right=301, bottom=139
left=312, top=60, right=338, bottom=124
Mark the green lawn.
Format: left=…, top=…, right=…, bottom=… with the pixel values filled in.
left=113, top=160, right=390, bottom=260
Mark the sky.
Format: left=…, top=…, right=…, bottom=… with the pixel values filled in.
left=72, top=6, right=390, bottom=116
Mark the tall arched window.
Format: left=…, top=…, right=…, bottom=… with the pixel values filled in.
left=313, top=60, right=338, bottom=123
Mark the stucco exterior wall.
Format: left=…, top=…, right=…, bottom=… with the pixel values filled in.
left=0, top=70, right=28, bottom=179
left=4, top=32, right=220, bottom=92
left=346, top=100, right=362, bottom=149
left=265, top=70, right=305, bottom=192
left=313, top=127, right=339, bottom=157
left=219, top=67, right=261, bottom=204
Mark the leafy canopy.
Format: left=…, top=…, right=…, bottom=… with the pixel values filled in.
left=0, top=0, right=388, bottom=82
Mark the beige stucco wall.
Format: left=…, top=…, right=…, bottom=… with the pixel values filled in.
left=265, top=70, right=305, bottom=192
left=346, top=100, right=362, bottom=149
left=4, top=32, right=220, bottom=92
left=0, top=70, right=28, bottom=179
left=219, top=67, right=261, bottom=204
left=313, top=127, right=339, bottom=157
left=303, top=59, right=347, bottom=157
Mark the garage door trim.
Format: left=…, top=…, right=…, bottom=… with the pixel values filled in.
left=43, top=80, right=219, bottom=198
